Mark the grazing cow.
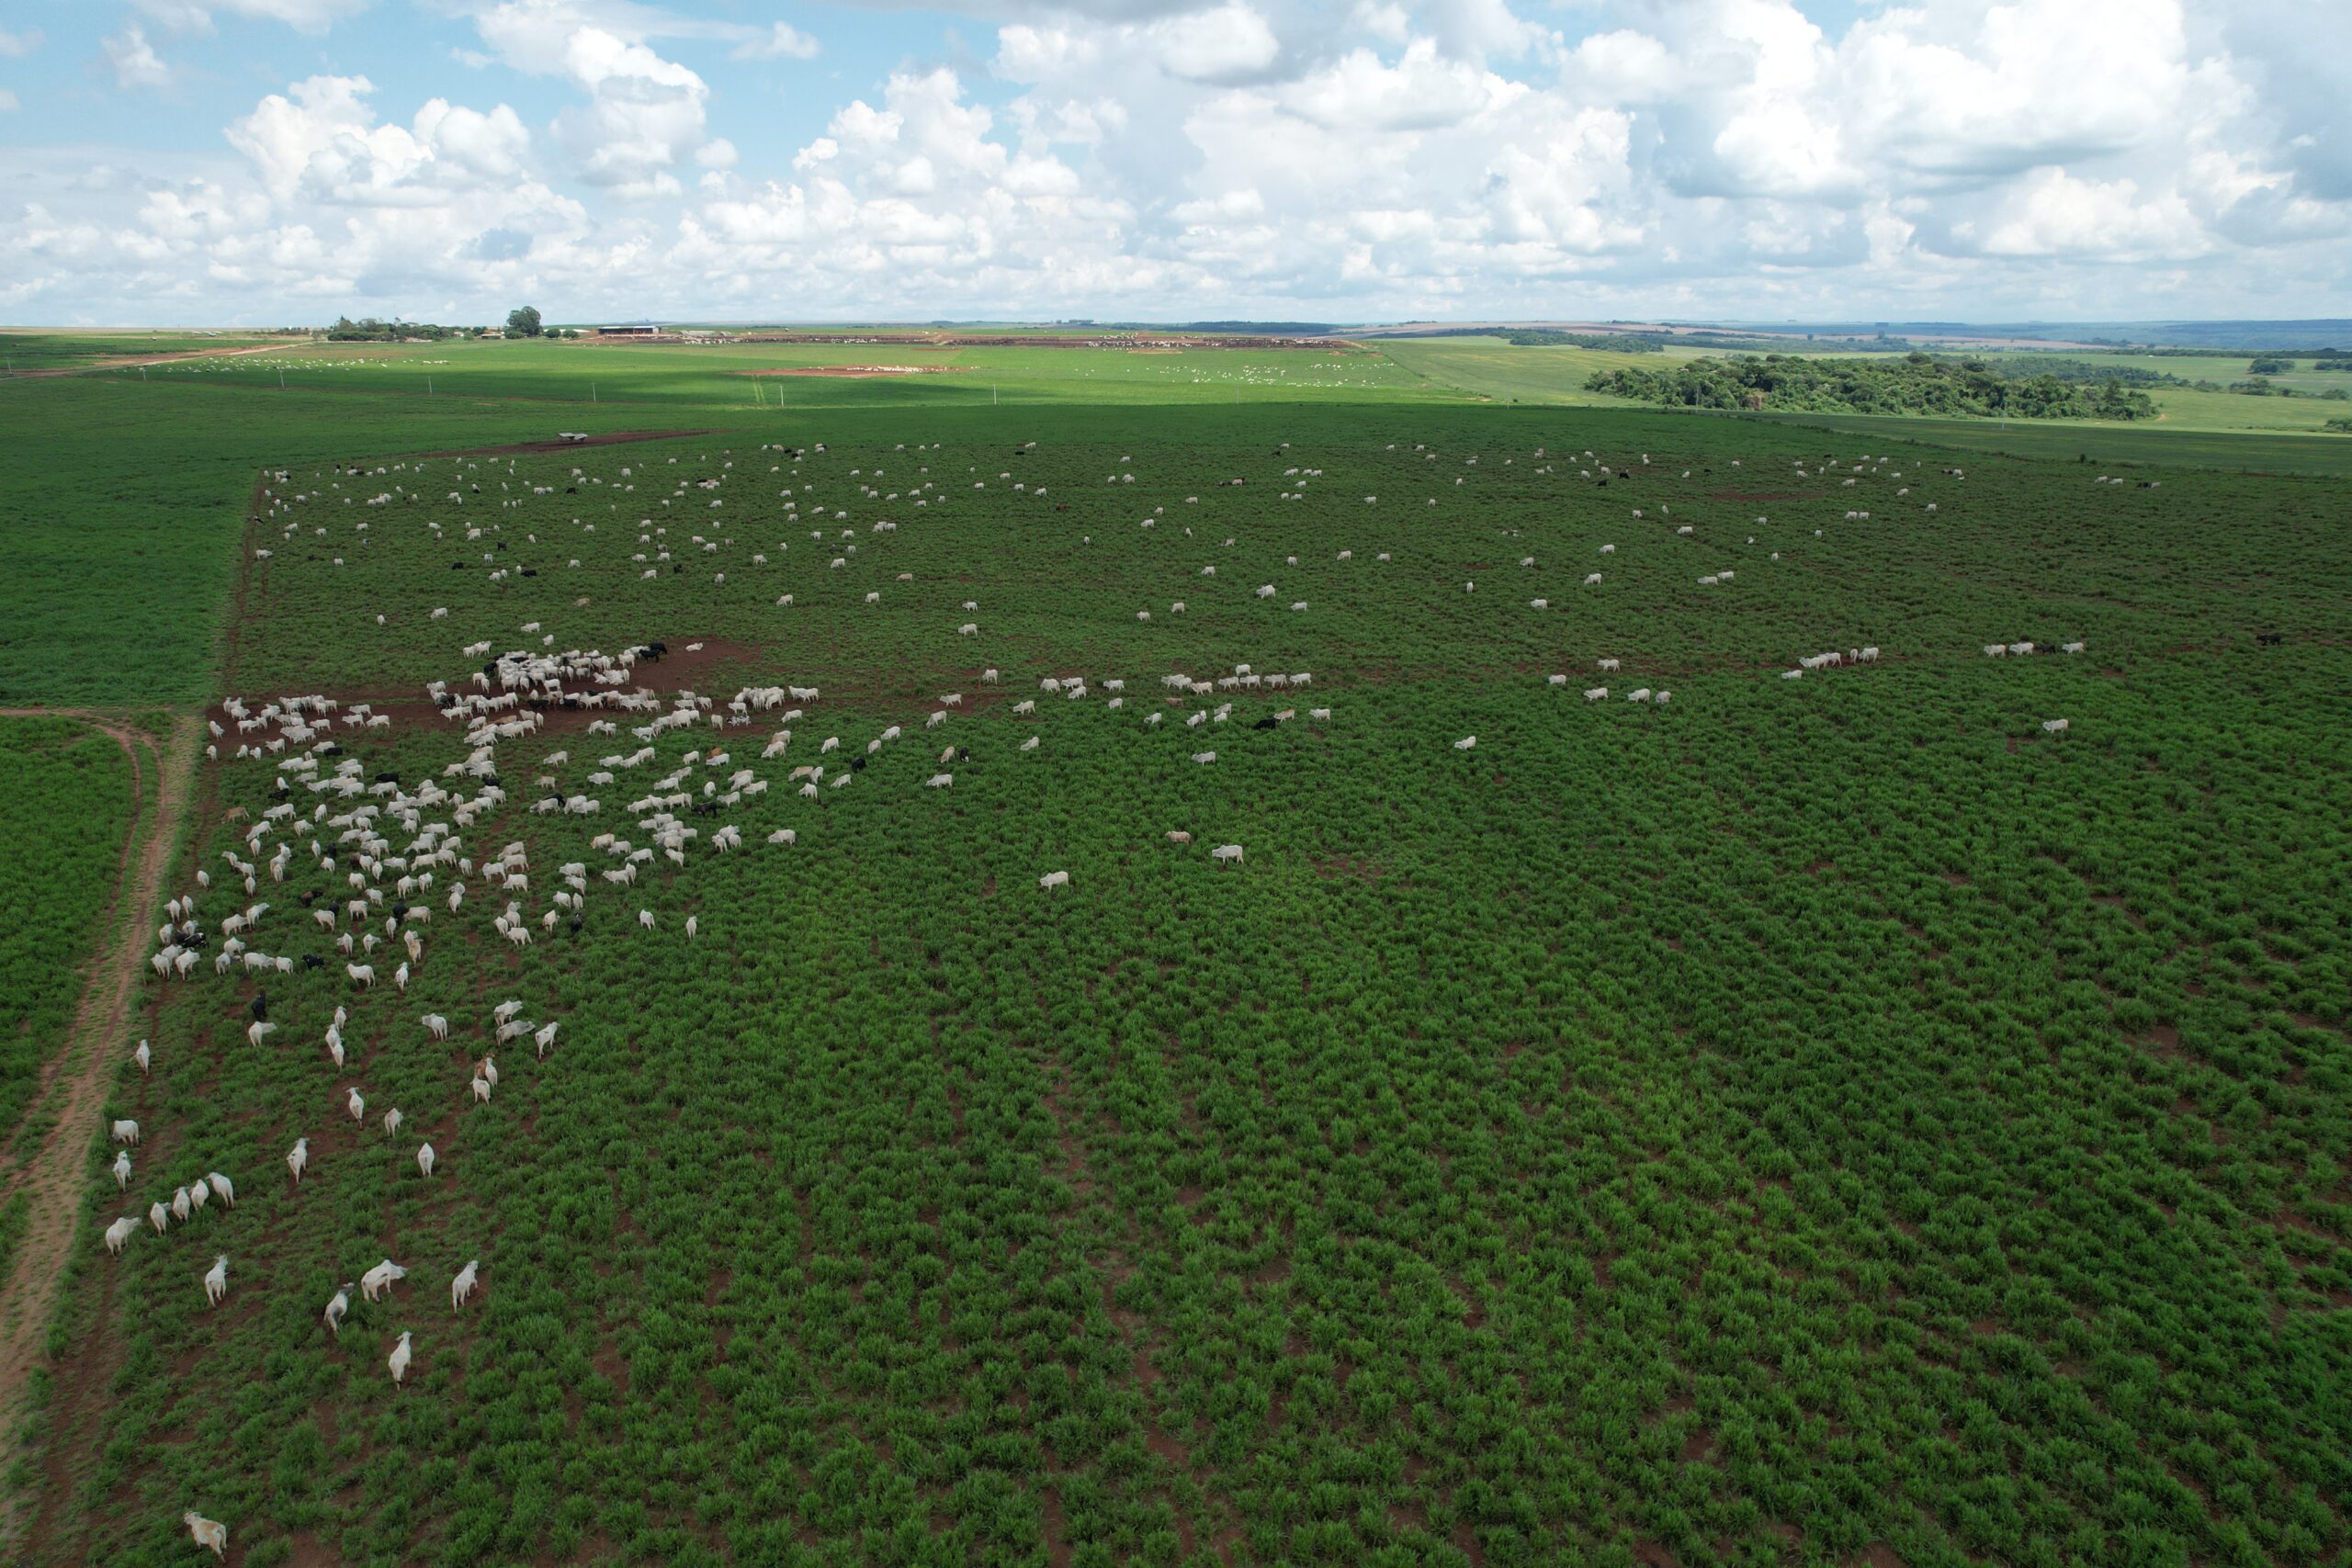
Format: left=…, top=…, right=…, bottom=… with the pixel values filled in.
left=1210, top=844, right=1244, bottom=866
left=184, top=1512, right=229, bottom=1559
left=362, top=1258, right=406, bottom=1302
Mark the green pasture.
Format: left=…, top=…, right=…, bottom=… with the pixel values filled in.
left=0, top=717, right=137, bottom=1150
left=0, top=330, right=293, bottom=373
left=69, top=335, right=1445, bottom=411
left=0, top=329, right=2346, bottom=1567
left=35, top=415, right=2349, bottom=1567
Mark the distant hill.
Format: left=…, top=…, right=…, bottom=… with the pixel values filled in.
left=1723, top=321, right=2352, bottom=352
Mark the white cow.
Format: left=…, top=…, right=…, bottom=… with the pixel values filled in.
left=1039, top=870, right=1070, bottom=892
left=1210, top=844, right=1244, bottom=866
left=389, top=1331, right=413, bottom=1386
left=184, top=1512, right=229, bottom=1559
left=362, top=1258, right=407, bottom=1302
left=452, top=1258, right=481, bottom=1310
left=203, top=1254, right=229, bottom=1307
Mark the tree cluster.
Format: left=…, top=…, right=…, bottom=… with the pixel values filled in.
left=1585, top=354, right=2159, bottom=420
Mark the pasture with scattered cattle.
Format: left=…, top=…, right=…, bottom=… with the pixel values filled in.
left=0, top=336, right=2345, bottom=1567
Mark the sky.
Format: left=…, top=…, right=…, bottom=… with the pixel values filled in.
left=1, top=0, right=2347, bottom=326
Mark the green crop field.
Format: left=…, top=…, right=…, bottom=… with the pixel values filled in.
left=4, top=351, right=2341, bottom=1568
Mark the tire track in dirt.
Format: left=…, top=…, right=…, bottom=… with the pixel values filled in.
left=0, top=707, right=198, bottom=1548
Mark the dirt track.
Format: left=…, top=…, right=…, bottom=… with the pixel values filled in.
left=0, top=708, right=197, bottom=1547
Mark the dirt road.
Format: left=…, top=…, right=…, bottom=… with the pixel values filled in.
left=0, top=708, right=198, bottom=1545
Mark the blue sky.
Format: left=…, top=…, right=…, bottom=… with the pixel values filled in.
left=2, top=0, right=2347, bottom=325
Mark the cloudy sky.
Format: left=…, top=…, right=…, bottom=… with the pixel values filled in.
left=1, top=0, right=2346, bottom=325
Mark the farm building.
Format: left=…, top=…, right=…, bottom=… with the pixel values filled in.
left=594, top=321, right=662, bottom=336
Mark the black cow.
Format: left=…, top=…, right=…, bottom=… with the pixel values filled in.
left=298, top=889, right=316, bottom=907
left=250, top=992, right=268, bottom=1022
left=521, top=568, right=538, bottom=578
left=956, top=746, right=970, bottom=762
left=300, top=953, right=324, bottom=970
left=850, top=754, right=866, bottom=772
left=375, top=771, right=400, bottom=784
left=1253, top=716, right=1279, bottom=730
left=2257, top=631, right=2284, bottom=646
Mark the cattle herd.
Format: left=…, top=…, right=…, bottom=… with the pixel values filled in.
left=122, top=433, right=2128, bottom=1560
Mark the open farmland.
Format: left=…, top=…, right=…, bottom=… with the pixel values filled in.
left=0, top=717, right=141, bottom=1150
left=18, top=402, right=2348, bottom=1568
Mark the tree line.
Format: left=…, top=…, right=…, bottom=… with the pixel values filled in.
left=1585, top=352, right=2159, bottom=420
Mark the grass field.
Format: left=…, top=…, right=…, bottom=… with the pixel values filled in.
left=67, top=337, right=1449, bottom=411
left=0, top=718, right=137, bottom=1150
left=0, top=339, right=2345, bottom=1567
left=1374, top=335, right=2352, bottom=450
left=0, top=331, right=298, bottom=373
left=9, top=380, right=2343, bottom=1567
